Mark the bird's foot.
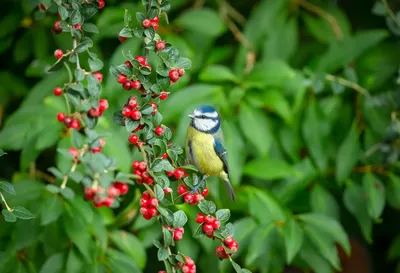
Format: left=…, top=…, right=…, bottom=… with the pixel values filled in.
left=190, top=175, right=207, bottom=195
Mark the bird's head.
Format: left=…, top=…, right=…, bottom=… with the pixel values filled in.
left=188, top=105, right=220, bottom=133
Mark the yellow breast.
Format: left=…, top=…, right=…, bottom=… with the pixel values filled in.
left=185, top=126, right=224, bottom=176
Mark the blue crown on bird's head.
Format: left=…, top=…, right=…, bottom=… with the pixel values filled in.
left=189, top=105, right=221, bottom=133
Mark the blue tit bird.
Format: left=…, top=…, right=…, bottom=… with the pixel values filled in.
left=185, top=105, right=236, bottom=201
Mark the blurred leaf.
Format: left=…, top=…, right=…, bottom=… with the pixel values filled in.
left=336, top=122, right=360, bottom=184
left=2, top=209, right=16, bottom=222
left=310, top=184, right=339, bottom=219
left=248, top=187, right=286, bottom=223
left=66, top=249, right=83, bottom=273
left=262, top=88, right=292, bottom=124
left=175, top=8, right=226, bottom=37
left=39, top=253, right=64, bottom=273
left=4, top=180, right=45, bottom=206
left=239, top=103, right=273, bottom=157
left=244, top=60, right=296, bottom=88
left=363, top=173, right=385, bottom=220
left=302, top=99, right=328, bottom=171
left=299, top=240, right=333, bottom=273
left=173, top=210, right=188, bottom=228
left=41, top=196, right=63, bottom=225
left=13, top=207, right=35, bottom=220
left=387, top=175, right=400, bottom=209
left=282, top=217, right=303, bottom=263
left=0, top=181, right=16, bottom=195
left=244, top=159, right=299, bottom=180
left=199, top=65, right=238, bottom=83
left=343, top=181, right=372, bottom=243
left=216, top=209, right=230, bottom=223
left=389, top=235, right=400, bottom=260
left=108, top=249, right=141, bottom=273
left=299, top=213, right=350, bottom=255
left=110, top=230, right=147, bottom=269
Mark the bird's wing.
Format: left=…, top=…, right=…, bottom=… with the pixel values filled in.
left=213, top=137, right=229, bottom=175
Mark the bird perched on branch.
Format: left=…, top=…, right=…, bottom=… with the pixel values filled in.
left=185, top=105, right=236, bottom=201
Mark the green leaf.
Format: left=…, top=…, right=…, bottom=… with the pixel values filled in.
left=152, top=159, right=174, bottom=172
left=239, top=102, right=273, bottom=157
left=0, top=149, right=6, bottom=157
left=198, top=200, right=216, bottom=215
left=48, top=167, right=64, bottom=179
left=363, top=173, right=385, bottom=220
left=136, top=12, right=145, bottom=23
left=110, top=230, right=147, bottom=269
left=60, top=187, right=75, bottom=199
left=41, top=195, right=63, bottom=225
left=387, top=175, right=400, bottom=209
left=0, top=181, right=16, bottom=195
left=157, top=247, right=169, bottom=261
left=175, top=8, right=226, bottom=37
left=199, top=65, right=238, bottom=83
left=248, top=188, right=286, bottom=223
left=216, top=209, right=230, bottom=223
left=2, top=209, right=16, bottom=222
left=87, top=74, right=101, bottom=96
left=310, top=184, right=339, bottom=219
left=173, top=210, right=187, bottom=228
left=71, top=130, right=83, bottom=148
left=124, top=9, right=132, bottom=25
left=282, top=217, right=303, bottom=263
left=336, top=122, right=360, bottom=184
left=298, top=213, right=350, bottom=256
left=243, top=159, right=299, bottom=180
left=13, top=206, right=35, bottom=220
left=244, top=60, right=296, bottom=88
left=302, top=99, right=327, bottom=171
left=66, top=249, right=83, bottom=273
left=39, top=253, right=64, bottom=273
left=175, top=58, right=192, bottom=70
left=343, top=182, right=372, bottom=243
left=154, top=184, right=165, bottom=201
left=163, top=227, right=173, bottom=247
left=82, top=23, right=99, bottom=33
left=58, top=6, right=69, bottom=20
left=88, top=58, right=104, bottom=72
left=262, top=88, right=292, bottom=125
left=231, top=260, right=242, bottom=273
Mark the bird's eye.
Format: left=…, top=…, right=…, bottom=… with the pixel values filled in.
left=200, top=115, right=206, bottom=119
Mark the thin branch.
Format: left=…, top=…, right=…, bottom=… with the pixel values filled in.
left=381, top=0, right=400, bottom=27
left=298, top=0, right=343, bottom=40
left=73, top=38, right=81, bottom=70
left=325, top=74, right=370, bottom=96
left=0, top=192, right=13, bottom=212
left=144, top=0, right=151, bottom=57
left=61, top=145, right=88, bottom=189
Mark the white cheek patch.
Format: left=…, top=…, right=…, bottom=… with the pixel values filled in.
left=194, top=119, right=218, bottom=132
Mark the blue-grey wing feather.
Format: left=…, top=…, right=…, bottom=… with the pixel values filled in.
left=213, top=137, right=229, bottom=175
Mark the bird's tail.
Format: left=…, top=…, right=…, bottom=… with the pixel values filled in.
left=223, top=178, right=236, bottom=201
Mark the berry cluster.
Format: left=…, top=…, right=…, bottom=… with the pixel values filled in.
left=84, top=181, right=129, bottom=208
left=177, top=185, right=209, bottom=205
left=165, top=225, right=185, bottom=242
left=196, top=214, right=220, bottom=238
left=142, top=15, right=159, bottom=30
left=215, top=237, right=239, bottom=259
left=132, top=160, right=154, bottom=185
left=58, top=114, right=81, bottom=130
left=140, top=191, right=159, bottom=220
left=178, top=256, right=196, bottom=273
left=88, top=98, right=109, bottom=117
left=166, top=168, right=188, bottom=180
left=169, top=67, right=185, bottom=83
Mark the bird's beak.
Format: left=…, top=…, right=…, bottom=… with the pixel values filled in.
left=188, top=113, right=194, bottom=119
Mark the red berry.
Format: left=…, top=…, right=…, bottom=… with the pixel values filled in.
left=178, top=68, right=185, bottom=77
left=142, top=191, right=150, bottom=200
left=163, top=187, right=172, bottom=194
left=156, top=41, right=166, bottom=51
left=89, top=108, right=101, bottom=117
left=74, top=24, right=82, bottom=30
left=173, top=229, right=183, bottom=241
left=122, top=81, right=132, bottom=90
left=182, top=266, right=190, bottom=273
left=177, top=185, right=187, bottom=195
left=158, top=271, right=166, bottom=273
left=230, top=241, right=239, bottom=253
left=155, top=126, right=164, bottom=136
left=203, top=224, right=213, bottom=233
left=93, top=197, right=104, bottom=207
left=140, top=207, right=148, bottom=215
left=144, top=64, right=152, bottom=70
left=212, top=219, right=221, bottom=230
left=196, top=213, right=205, bottom=223
left=151, top=16, right=159, bottom=23
left=138, top=161, right=147, bottom=171
left=193, top=193, right=203, bottom=203
left=124, top=60, right=133, bottom=68
left=99, top=138, right=106, bottom=147
left=70, top=119, right=81, bottom=130
left=39, top=3, right=47, bottom=11
left=215, top=246, right=229, bottom=259
left=63, top=117, right=72, bottom=127
left=103, top=197, right=114, bottom=207
left=114, top=182, right=129, bottom=195
left=224, top=237, right=234, bottom=247
left=128, top=134, right=138, bottom=144
left=134, top=169, right=142, bottom=177
left=140, top=198, right=148, bottom=207
left=98, top=0, right=105, bottom=9
left=202, top=188, right=209, bottom=197
left=118, top=35, right=127, bottom=42
left=143, top=212, right=152, bottom=220
left=159, top=91, right=168, bottom=100
left=169, top=69, right=179, bottom=82
left=132, top=160, right=140, bottom=169
left=128, top=97, right=138, bottom=109
left=145, top=177, right=153, bottom=184
left=205, top=230, right=214, bottom=238
left=117, top=74, right=127, bottom=84
left=68, top=148, right=79, bottom=158
left=161, top=153, right=168, bottom=159
left=183, top=193, right=193, bottom=204
left=174, top=168, right=185, bottom=180
left=122, top=107, right=132, bottom=117
left=54, top=49, right=63, bottom=59
left=205, top=215, right=214, bottom=225
left=141, top=171, right=150, bottom=180
left=99, top=99, right=108, bottom=111
left=84, top=187, right=95, bottom=200
left=142, top=19, right=151, bottom=28
left=91, top=147, right=102, bottom=153
left=166, top=171, right=174, bottom=177
left=149, top=102, right=157, bottom=116
left=131, top=80, right=141, bottom=90
left=53, top=87, right=63, bottom=96
left=135, top=56, right=147, bottom=65
left=149, top=197, right=159, bottom=207
left=53, top=21, right=62, bottom=34
left=94, top=72, right=103, bottom=83
left=57, top=112, right=65, bottom=122
left=148, top=207, right=158, bottom=217
left=151, top=21, right=158, bottom=30
left=131, top=110, right=141, bottom=120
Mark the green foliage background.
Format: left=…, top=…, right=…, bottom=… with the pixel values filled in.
left=0, top=0, right=400, bottom=272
